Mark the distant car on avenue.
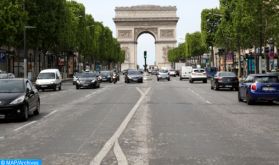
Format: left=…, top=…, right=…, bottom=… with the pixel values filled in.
left=157, top=70, right=170, bottom=81
left=125, top=70, right=143, bottom=83
left=211, top=71, right=239, bottom=91
left=76, top=72, right=100, bottom=89
left=168, top=69, right=176, bottom=77
left=189, top=68, right=207, bottom=83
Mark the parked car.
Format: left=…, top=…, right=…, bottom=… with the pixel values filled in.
left=180, top=66, right=193, bottom=80
left=189, top=68, right=207, bottom=83
left=238, top=74, right=279, bottom=105
left=125, top=70, right=143, bottom=83
left=76, top=72, right=100, bottom=89
left=157, top=70, right=170, bottom=81
left=100, top=71, right=112, bottom=82
left=211, top=71, right=239, bottom=91
left=35, top=69, right=62, bottom=91
left=0, top=78, right=40, bottom=121
left=168, top=69, right=176, bottom=77
left=0, top=73, right=15, bottom=79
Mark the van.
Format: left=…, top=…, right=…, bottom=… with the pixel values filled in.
left=35, top=69, right=62, bottom=91
left=180, top=66, right=193, bottom=80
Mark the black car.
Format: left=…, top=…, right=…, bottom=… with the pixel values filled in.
left=0, top=79, right=40, bottom=121
left=125, top=70, right=143, bottom=83
left=76, top=72, right=100, bottom=89
left=211, top=71, right=239, bottom=90
left=100, top=71, right=112, bottom=82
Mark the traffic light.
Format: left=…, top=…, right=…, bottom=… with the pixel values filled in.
left=144, top=51, right=147, bottom=58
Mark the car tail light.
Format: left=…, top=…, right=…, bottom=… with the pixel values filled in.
left=251, top=83, right=257, bottom=91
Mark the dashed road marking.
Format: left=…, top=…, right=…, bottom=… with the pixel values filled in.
left=14, top=121, right=37, bottom=132
left=43, top=110, right=57, bottom=119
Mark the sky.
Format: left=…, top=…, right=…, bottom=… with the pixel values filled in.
left=76, top=0, right=220, bottom=68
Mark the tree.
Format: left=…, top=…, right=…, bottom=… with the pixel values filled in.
left=0, top=0, right=26, bottom=48
left=201, top=8, right=222, bottom=66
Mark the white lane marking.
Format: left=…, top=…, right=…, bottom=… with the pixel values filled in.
left=206, top=100, right=212, bottom=104
left=113, top=139, right=128, bottom=165
left=90, top=87, right=151, bottom=165
left=189, top=89, right=212, bottom=104
left=136, top=87, right=144, bottom=96
left=43, top=110, right=57, bottom=119
left=14, top=121, right=37, bottom=132
left=0, top=136, right=4, bottom=140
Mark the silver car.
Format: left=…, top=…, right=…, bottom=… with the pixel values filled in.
left=157, top=70, right=170, bottom=81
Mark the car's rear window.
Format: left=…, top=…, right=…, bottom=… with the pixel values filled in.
left=219, top=72, right=236, bottom=77
left=193, top=69, right=204, bottom=73
left=255, top=76, right=279, bottom=83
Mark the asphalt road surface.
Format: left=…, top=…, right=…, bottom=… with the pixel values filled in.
left=1, top=75, right=279, bottom=165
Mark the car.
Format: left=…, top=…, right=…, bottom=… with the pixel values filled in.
left=125, top=69, right=143, bottom=83
left=35, top=69, right=62, bottom=91
left=238, top=74, right=279, bottom=105
left=180, top=66, right=193, bottom=80
left=0, top=73, right=15, bottom=79
left=211, top=71, right=239, bottom=91
left=0, top=79, right=40, bottom=121
left=157, top=70, right=170, bottom=81
left=189, top=68, right=207, bottom=83
left=168, top=69, right=176, bottom=77
left=100, top=71, right=112, bottom=82
left=72, top=72, right=82, bottom=85
left=76, top=72, right=101, bottom=89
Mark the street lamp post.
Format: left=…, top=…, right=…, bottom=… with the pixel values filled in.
left=268, top=38, right=274, bottom=71
left=23, top=25, right=36, bottom=79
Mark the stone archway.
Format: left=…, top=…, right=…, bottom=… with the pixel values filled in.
left=113, top=5, right=179, bottom=70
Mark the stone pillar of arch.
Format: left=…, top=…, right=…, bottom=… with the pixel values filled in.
left=114, top=5, right=179, bottom=70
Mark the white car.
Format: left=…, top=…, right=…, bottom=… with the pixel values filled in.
left=35, top=69, right=62, bottom=91
left=157, top=70, right=170, bottom=81
left=180, top=66, right=193, bottom=80
left=189, top=68, right=207, bottom=83
left=168, top=69, right=176, bottom=77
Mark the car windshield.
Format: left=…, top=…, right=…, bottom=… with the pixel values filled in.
left=37, top=73, right=55, bottom=79
left=79, top=73, right=96, bottom=78
left=255, top=76, right=279, bottom=83
left=0, top=79, right=25, bottom=93
left=128, top=70, right=140, bottom=75
left=159, top=70, right=168, bottom=73
left=100, top=71, right=110, bottom=76
left=219, top=72, right=236, bottom=77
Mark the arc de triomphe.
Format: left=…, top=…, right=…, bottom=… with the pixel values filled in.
left=113, top=5, right=179, bottom=70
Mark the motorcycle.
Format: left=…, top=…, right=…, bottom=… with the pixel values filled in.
left=112, top=73, right=117, bottom=84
